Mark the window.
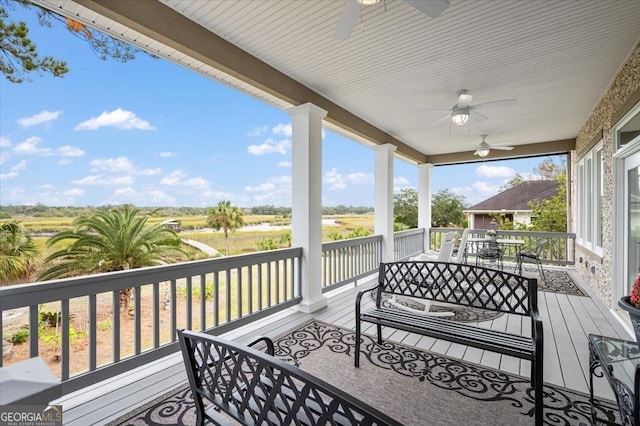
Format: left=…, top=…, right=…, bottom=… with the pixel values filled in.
left=577, top=142, right=603, bottom=255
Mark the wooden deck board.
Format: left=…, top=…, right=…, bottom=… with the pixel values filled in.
left=55, top=268, right=626, bottom=424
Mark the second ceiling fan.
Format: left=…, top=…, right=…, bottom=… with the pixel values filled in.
left=429, top=90, right=518, bottom=127
left=474, top=135, right=514, bottom=158
left=335, top=0, right=450, bottom=40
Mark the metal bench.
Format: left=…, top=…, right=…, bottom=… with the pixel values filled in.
left=178, top=329, right=403, bottom=426
left=354, top=261, right=544, bottom=426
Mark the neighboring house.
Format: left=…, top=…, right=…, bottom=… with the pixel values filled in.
left=464, top=180, right=559, bottom=230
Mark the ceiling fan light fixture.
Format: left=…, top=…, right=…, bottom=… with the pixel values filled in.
left=477, top=148, right=490, bottom=157
left=356, top=0, right=380, bottom=5
left=451, top=109, right=469, bottom=126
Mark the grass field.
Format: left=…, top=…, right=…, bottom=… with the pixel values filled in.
left=4, top=214, right=374, bottom=282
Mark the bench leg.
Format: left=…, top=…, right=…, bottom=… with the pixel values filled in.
left=533, top=356, right=544, bottom=426
left=355, top=320, right=361, bottom=368
left=376, top=324, right=382, bottom=345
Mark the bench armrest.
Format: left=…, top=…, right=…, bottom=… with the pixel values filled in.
left=355, top=285, right=379, bottom=318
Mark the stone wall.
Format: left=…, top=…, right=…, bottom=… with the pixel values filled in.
left=573, top=41, right=640, bottom=307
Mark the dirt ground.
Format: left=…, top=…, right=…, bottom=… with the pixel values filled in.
left=2, top=286, right=212, bottom=378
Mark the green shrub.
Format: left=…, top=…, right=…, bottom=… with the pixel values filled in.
left=9, top=326, right=29, bottom=344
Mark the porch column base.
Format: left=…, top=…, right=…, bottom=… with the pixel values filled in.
left=296, top=295, right=328, bottom=313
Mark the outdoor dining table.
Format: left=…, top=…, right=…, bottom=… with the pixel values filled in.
left=465, top=237, right=525, bottom=269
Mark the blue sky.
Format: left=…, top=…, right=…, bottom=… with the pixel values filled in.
left=0, top=6, right=557, bottom=208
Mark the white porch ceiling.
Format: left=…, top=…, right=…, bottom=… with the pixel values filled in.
left=38, top=0, right=640, bottom=163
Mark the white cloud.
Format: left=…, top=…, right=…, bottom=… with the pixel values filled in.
left=247, top=126, right=268, bottom=137
left=91, top=157, right=134, bottom=172
left=64, top=188, right=84, bottom=197
left=57, top=145, right=85, bottom=157
left=12, top=136, right=84, bottom=157
left=472, top=181, right=500, bottom=195
left=149, top=190, right=176, bottom=204
left=245, top=182, right=276, bottom=192
left=0, top=136, right=11, bottom=147
left=74, top=108, right=155, bottom=130
left=248, top=137, right=290, bottom=155
left=183, top=177, right=209, bottom=188
left=159, top=151, right=175, bottom=157
left=277, top=161, right=291, bottom=168
left=13, top=137, right=50, bottom=155
left=17, top=110, right=62, bottom=128
left=160, top=170, right=187, bottom=186
left=325, top=168, right=346, bottom=190
left=0, top=160, right=27, bottom=180
left=476, top=164, right=515, bottom=178
left=159, top=170, right=209, bottom=188
left=114, top=187, right=137, bottom=197
left=272, top=123, right=292, bottom=136
left=347, top=172, right=374, bottom=185
left=72, top=175, right=134, bottom=185
left=394, top=176, right=410, bottom=186
left=139, top=168, right=162, bottom=176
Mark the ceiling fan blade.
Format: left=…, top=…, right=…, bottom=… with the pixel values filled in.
left=471, top=99, right=517, bottom=110
left=470, top=111, right=488, bottom=122
left=335, top=0, right=360, bottom=41
left=435, top=114, right=452, bottom=124
left=491, top=145, right=514, bottom=151
left=473, top=149, right=482, bottom=156
left=457, top=93, right=473, bottom=108
left=405, top=0, right=450, bottom=18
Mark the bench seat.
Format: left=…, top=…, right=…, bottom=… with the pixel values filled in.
left=355, top=261, right=543, bottom=426
left=361, top=307, right=535, bottom=359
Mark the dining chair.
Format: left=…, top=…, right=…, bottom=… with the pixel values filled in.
left=515, top=239, right=547, bottom=279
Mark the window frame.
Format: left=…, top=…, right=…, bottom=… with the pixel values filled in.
left=576, top=141, right=604, bottom=256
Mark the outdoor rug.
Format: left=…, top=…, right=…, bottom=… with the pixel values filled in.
left=519, top=266, right=586, bottom=296
left=108, top=320, right=620, bottom=426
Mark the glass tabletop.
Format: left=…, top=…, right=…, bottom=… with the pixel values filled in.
left=590, top=334, right=640, bottom=391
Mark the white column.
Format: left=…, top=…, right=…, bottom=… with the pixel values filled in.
left=418, top=163, right=433, bottom=252
left=374, top=144, right=397, bottom=262
left=289, top=103, right=328, bottom=313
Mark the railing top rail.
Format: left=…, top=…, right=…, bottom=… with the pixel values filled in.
left=393, top=228, right=425, bottom=237
left=322, top=234, right=382, bottom=251
left=0, top=247, right=303, bottom=310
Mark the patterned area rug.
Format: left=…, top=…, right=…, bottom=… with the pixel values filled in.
left=519, top=266, right=586, bottom=296
left=108, top=320, right=619, bottom=426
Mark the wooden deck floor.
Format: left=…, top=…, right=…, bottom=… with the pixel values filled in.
left=55, top=266, right=633, bottom=425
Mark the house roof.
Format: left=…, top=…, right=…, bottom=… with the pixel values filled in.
left=33, top=0, right=640, bottom=165
left=465, top=180, right=559, bottom=212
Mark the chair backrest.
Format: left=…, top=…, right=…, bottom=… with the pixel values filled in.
left=453, top=228, right=471, bottom=263
left=534, top=239, right=547, bottom=256
left=438, top=232, right=456, bottom=262
left=177, top=329, right=402, bottom=426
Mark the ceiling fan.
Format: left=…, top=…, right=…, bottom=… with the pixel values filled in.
left=335, top=0, right=450, bottom=41
left=430, top=90, right=518, bottom=126
left=473, top=135, right=514, bottom=157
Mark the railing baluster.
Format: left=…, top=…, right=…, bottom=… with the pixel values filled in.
left=258, top=264, right=263, bottom=311
left=267, top=262, right=272, bottom=307
left=153, top=283, right=159, bottom=348
left=225, top=269, right=231, bottom=324
left=236, top=268, right=242, bottom=318
left=112, top=291, right=120, bottom=362
left=29, top=305, right=38, bottom=358
left=200, top=273, right=206, bottom=331
left=214, top=271, right=219, bottom=327
left=275, top=260, right=280, bottom=303
left=170, top=279, right=177, bottom=342
left=61, top=299, right=70, bottom=380
left=134, top=286, right=141, bottom=355
left=89, top=294, right=97, bottom=371
left=186, top=276, right=192, bottom=331
left=247, top=266, right=253, bottom=314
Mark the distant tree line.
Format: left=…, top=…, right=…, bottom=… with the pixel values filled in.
left=0, top=204, right=374, bottom=219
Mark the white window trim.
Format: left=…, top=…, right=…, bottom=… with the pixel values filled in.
left=576, top=141, right=604, bottom=256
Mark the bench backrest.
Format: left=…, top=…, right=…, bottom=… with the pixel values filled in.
left=177, top=329, right=402, bottom=426
left=377, top=261, right=537, bottom=316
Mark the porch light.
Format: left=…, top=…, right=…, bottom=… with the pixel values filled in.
left=477, top=147, right=490, bottom=157
left=357, top=0, right=381, bottom=4
left=451, top=109, right=469, bottom=126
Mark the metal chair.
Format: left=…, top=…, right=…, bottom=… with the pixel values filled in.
left=453, top=228, right=471, bottom=264
left=515, top=239, right=547, bottom=279
left=475, top=240, right=504, bottom=270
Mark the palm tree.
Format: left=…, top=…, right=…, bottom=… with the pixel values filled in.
left=38, top=205, right=188, bottom=307
left=0, top=221, right=39, bottom=283
left=206, top=201, right=245, bottom=256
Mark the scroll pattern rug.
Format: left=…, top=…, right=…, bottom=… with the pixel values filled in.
left=108, top=320, right=619, bottom=425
